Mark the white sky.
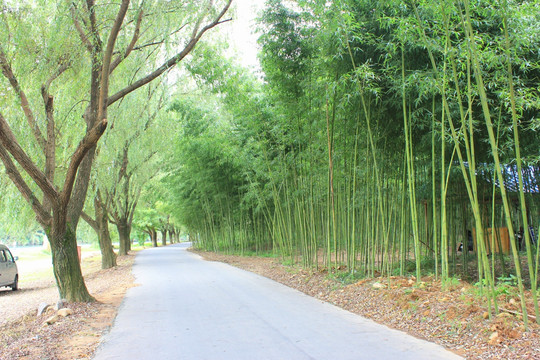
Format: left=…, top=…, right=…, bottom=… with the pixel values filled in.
left=222, top=0, right=266, bottom=71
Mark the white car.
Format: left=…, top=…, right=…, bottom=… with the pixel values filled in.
left=0, top=244, right=18, bottom=291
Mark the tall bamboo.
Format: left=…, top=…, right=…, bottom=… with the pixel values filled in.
left=461, top=0, right=528, bottom=327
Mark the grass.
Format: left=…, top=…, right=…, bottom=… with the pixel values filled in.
left=328, top=270, right=364, bottom=285
left=20, top=268, right=54, bottom=284
left=9, top=247, right=50, bottom=261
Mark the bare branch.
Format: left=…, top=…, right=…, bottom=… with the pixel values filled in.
left=0, top=112, right=58, bottom=204
left=110, top=7, right=143, bottom=74
left=0, top=45, right=46, bottom=151
left=0, top=144, right=51, bottom=227
left=107, top=0, right=232, bottom=106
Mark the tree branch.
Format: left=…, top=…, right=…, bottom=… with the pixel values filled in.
left=41, top=60, right=70, bottom=186
left=128, top=150, right=157, bottom=178
left=111, top=23, right=187, bottom=56
left=42, top=93, right=55, bottom=214
left=127, top=189, right=141, bottom=227
left=86, top=0, right=101, bottom=49
left=81, top=210, right=98, bottom=231
left=0, top=144, right=51, bottom=227
left=0, top=45, right=46, bottom=151
left=97, top=0, right=130, bottom=123
left=107, top=0, right=232, bottom=106
left=70, top=6, right=93, bottom=53
left=0, top=112, right=58, bottom=204
left=61, top=118, right=108, bottom=208
left=42, top=60, right=71, bottom=94
left=129, top=40, right=164, bottom=52
left=110, top=7, right=143, bottom=74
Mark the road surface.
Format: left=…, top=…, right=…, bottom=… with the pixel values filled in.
left=93, top=243, right=463, bottom=360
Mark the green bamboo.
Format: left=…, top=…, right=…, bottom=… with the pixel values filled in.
left=402, top=48, right=422, bottom=282
left=431, top=97, right=439, bottom=280
left=500, top=0, right=539, bottom=323
left=462, top=0, right=528, bottom=327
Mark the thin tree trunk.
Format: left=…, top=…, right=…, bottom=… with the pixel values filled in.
left=161, top=229, right=167, bottom=246
left=117, top=220, right=131, bottom=256
left=94, top=195, right=117, bottom=269
left=151, top=229, right=158, bottom=247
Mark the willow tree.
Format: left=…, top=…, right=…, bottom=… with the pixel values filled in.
left=81, top=188, right=117, bottom=269
left=99, top=85, right=170, bottom=256
left=0, top=0, right=232, bottom=301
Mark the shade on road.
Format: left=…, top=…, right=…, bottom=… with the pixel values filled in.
left=93, top=243, right=463, bottom=360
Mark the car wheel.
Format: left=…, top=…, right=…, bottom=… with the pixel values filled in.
left=11, top=275, right=18, bottom=291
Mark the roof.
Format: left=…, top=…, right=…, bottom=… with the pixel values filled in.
left=479, top=163, right=539, bottom=194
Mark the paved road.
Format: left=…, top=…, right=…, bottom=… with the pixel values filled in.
left=93, top=243, right=463, bottom=360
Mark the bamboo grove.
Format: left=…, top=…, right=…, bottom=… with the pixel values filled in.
left=167, top=0, right=540, bottom=325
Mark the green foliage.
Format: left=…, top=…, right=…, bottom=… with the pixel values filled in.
left=442, top=277, right=462, bottom=291
left=329, top=270, right=364, bottom=285
left=472, top=275, right=519, bottom=299
left=157, top=0, right=540, bottom=323
left=497, top=274, right=519, bottom=287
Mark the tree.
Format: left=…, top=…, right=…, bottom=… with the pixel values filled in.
left=135, top=207, right=161, bottom=248
left=81, top=189, right=117, bottom=269
left=0, top=0, right=232, bottom=301
left=168, top=0, right=540, bottom=325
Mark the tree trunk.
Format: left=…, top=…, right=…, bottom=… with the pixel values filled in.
left=161, top=229, right=167, bottom=246
left=95, top=196, right=116, bottom=269
left=117, top=221, right=131, bottom=256
left=48, top=211, right=94, bottom=302
left=68, top=147, right=97, bottom=228
left=151, top=229, right=158, bottom=247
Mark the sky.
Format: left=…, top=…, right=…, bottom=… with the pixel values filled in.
left=222, top=0, right=266, bottom=70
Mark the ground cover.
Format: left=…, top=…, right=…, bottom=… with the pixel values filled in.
left=1, top=247, right=538, bottom=359
left=0, top=253, right=135, bottom=360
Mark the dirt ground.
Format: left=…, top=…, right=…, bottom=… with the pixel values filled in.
left=1, top=248, right=539, bottom=360
left=0, top=254, right=136, bottom=360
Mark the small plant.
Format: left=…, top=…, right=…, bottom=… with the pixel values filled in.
left=437, top=311, right=447, bottom=322
left=281, top=258, right=296, bottom=267
left=329, top=270, right=364, bottom=285
left=497, top=274, right=518, bottom=287
left=470, top=276, right=520, bottom=299
left=404, top=288, right=414, bottom=295
left=443, top=277, right=461, bottom=291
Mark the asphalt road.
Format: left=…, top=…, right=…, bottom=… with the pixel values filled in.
left=93, top=243, right=463, bottom=360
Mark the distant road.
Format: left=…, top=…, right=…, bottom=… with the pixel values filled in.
left=93, top=243, right=463, bottom=360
